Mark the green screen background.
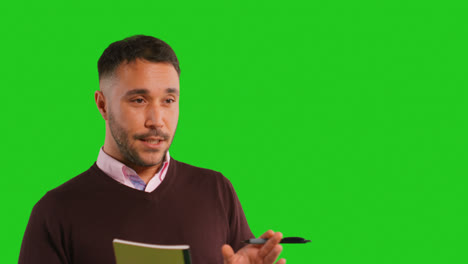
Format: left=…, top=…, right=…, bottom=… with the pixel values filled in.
left=1, top=0, right=467, bottom=263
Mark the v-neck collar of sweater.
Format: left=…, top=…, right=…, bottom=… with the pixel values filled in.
left=89, top=157, right=178, bottom=202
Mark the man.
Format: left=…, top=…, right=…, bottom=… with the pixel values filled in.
left=19, top=35, right=286, bottom=264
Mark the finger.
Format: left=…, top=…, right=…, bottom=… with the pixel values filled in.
left=264, top=244, right=283, bottom=264
left=259, top=229, right=275, bottom=239
left=258, top=232, right=283, bottom=258
left=221, top=244, right=235, bottom=264
left=276, top=258, right=286, bottom=264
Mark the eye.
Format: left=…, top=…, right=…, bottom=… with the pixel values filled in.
left=164, top=98, right=175, bottom=104
left=131, top=98, right=146, bottom=104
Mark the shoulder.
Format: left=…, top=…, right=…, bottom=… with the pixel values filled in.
left=33, top=164, right=103, bottom=209
left=172, top=159, right=220, bottom=175
left=51, top=163, right=102, bottom=192
left=172, top=159, right=228, bottom=181
left=171, top=159, right=235, bottom=191
left=171, top=158, right=238, bottom=194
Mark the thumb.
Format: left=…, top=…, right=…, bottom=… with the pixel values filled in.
left=221, top=244, right=235, bottom=264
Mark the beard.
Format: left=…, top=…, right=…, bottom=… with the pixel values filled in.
left=108, top=111, right=170, bottom=167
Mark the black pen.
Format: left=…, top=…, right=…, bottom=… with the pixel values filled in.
left=243, top=237, right=311, bottom=244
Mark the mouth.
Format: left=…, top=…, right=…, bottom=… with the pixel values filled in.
left=142, top=139, right=162, bottom=144
left=139, top=137, right=165, bottom=148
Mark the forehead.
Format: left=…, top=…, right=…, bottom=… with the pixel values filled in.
left=111, top=59, right=179, bottom=94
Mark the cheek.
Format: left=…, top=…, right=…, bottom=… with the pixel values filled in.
left=168, top=109, right=179, bottom=128
left=119, top=106, right=145, bottom=128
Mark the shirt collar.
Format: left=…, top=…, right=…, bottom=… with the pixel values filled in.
left=96, top=147, right=170, bottom=190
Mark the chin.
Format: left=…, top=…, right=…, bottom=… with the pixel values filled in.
left=139, top=153, right=166, bottom=167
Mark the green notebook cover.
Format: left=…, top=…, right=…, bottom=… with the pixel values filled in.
left=113, top=238, right=192, bottom=264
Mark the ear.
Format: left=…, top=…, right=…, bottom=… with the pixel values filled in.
left=95, top=90, right=108, bottom=120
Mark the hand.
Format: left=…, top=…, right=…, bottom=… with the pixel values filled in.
left=222, top=230, right=286, bottom=264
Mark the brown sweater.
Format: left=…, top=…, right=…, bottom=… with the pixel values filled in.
left=19, top=158, right=254, bottom=264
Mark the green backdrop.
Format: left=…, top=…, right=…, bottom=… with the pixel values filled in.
left=2, top=0, right=467, bottom=263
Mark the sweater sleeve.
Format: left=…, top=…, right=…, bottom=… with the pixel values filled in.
left=18, top=192, right=70, bottom=264
left=220, top=176, right=255, bottom=251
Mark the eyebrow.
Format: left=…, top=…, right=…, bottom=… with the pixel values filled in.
left=124, top=88, right=179, bottom=97
left=166, top=88, right=180, bottom=95
left=124, top=89, right=149, bottom=97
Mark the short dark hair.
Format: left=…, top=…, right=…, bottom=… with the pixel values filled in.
left=98, top=35, right=180, bottom=80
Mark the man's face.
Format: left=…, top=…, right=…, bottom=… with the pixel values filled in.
left=100, top=60, right=179, bottom=168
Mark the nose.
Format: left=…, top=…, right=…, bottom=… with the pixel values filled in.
left=144, top=104, right=164, bottom=129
